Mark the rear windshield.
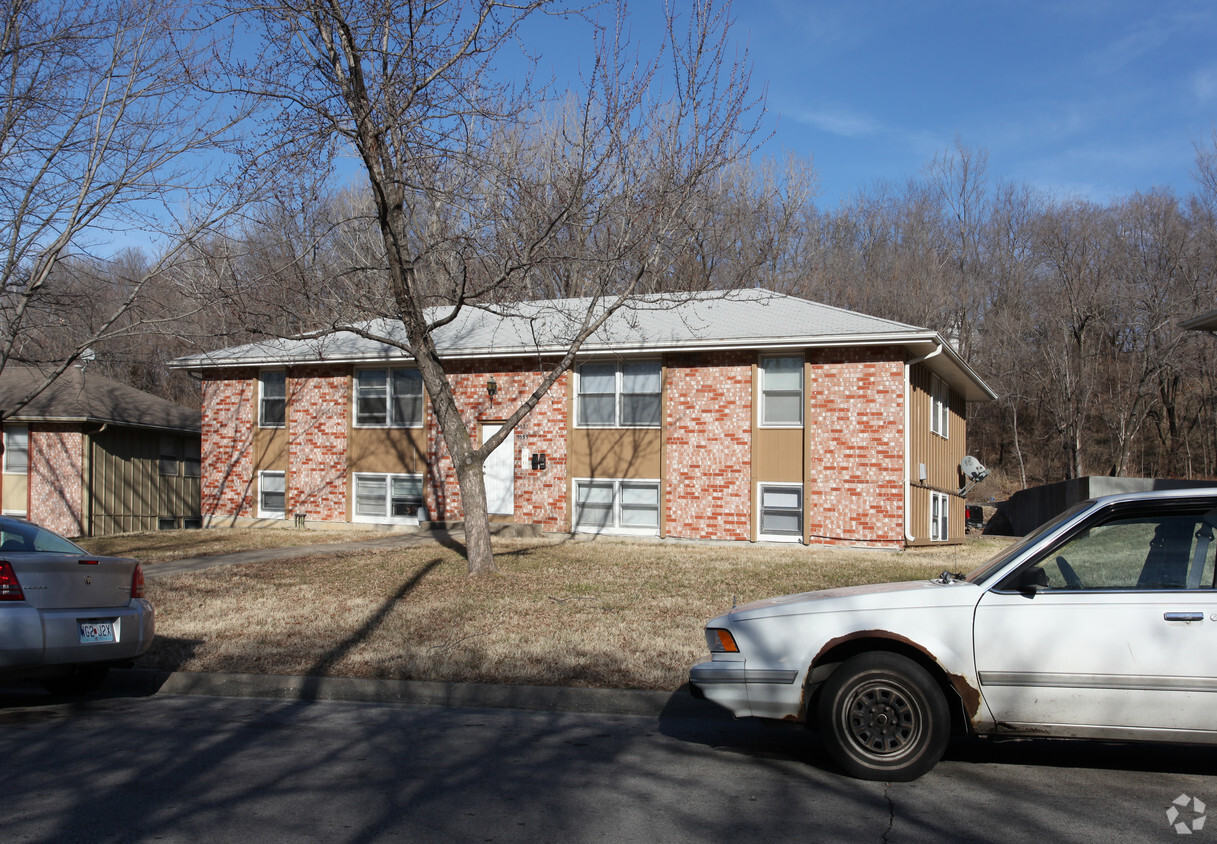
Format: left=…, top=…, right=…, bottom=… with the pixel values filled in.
left=0, top=520, right=84, bottom=555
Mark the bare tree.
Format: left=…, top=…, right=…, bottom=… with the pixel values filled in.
left=212, top=0, right=760, bottom=573
left=0, top=0, right=244, bottom=418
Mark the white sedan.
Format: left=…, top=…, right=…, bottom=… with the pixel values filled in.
left=0, top=516, right=155, bottom=694
left=689, top=487, right=1217, bottom=780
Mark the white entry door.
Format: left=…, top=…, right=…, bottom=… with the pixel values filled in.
left=482, top=424, right=514, bottom=515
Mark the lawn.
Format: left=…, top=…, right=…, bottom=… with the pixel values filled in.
left=79, top=531, right=1016, bottom=691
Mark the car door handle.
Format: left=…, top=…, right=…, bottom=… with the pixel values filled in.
left=1164, top=612, right=1204, bottom=622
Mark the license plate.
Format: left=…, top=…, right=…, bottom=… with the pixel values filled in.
left=78, top=620, right=115, bottom=644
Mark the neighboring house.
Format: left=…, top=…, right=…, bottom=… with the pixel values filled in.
left=170, top=290, right=995, bottom=548
left=0, top=364, right=201, bottom=537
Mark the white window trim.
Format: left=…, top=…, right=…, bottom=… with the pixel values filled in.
left=259, top=370, right=287, bottom=429
left=759, top=355, right=804, bottom=428
left=574, top=360, right=662, bottom=429
left=930, top=374, right=950, bottom=439
left=572, top=477, right=661, bottom=536
left=3, top=424, right=28, bottom=475
left=930, top=491, right=949, bottom=542
left=757, top=482, right=804, bottom=542
left=352, top=472, right=425, bottom=524
left=258, top=470, right=287, bottom=519
left=352, top=368, right=424, bottom=429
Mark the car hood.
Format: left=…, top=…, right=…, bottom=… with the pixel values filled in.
left=726, top=579, right=982, bottom=622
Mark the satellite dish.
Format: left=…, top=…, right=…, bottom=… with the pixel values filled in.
left=958, top=456, right=990, bottom=495
left=960, top=455, right=989, bottom=481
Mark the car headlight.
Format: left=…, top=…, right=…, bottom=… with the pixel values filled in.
left=705, top=627, right=740, bottom=653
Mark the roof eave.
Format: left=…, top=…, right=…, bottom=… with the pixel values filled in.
left=171, top=330, right=997, bottom=402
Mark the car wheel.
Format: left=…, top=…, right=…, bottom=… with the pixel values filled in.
left=817, top=652, right=949, bottom=781
left=40, top=664, right=109, bottom=696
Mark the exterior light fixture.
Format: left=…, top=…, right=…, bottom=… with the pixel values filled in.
left=486, top=376, right=497, bottom=397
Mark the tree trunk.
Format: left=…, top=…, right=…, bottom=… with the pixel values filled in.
left=456, top=459, right=495, bottom=574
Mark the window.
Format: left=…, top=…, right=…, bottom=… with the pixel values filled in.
left=355, top=369, right=423, bottom=427
left=576, top=361, right=661, bottom=428
left=1007, top=507, right=1217, bottom=591
left=158, top=517, right=177, bottom=531
left=930, top=491, right=949, bottom=542
left=574, top=479, right=660, bottom=533
left=353, top=474, right=424, bottom=522
left=260, top=371, right=286, bottom=428
left=761, top=356, right=803, bottom=426
left=183, top=439, right=201, bottom=478
left=4, top=425, right=28, bottom=474
left=259, top=471, right=286, bottom=518
left=159, top=437, right=179, bottom=476
left=183, top=518, right=202, bottom=530
left=759, top=484, right=803, bottom=539
left=930, top=374, right=950, bottom=438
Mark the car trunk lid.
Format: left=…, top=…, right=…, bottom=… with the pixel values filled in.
left=3, top=553, right=138, bottom=610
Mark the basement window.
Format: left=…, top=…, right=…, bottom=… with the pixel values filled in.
left=354, top=473, right=424, bottom=523
left=259, top=471, right=286, bottom=518
left=573, top=479, right=660, bottom=534
left=759, top=484, right=803, bottom=541
left=930, top=491, right=949, bottom=542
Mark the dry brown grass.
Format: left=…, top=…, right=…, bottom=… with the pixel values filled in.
left=112, top=533, right=1015, bottom=691
left=80, top=528, right=395, bottom=563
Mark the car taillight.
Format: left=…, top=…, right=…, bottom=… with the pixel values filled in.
left=0, top=560, right=24, bottom=601
left=131, top=564, right=145, bottom=599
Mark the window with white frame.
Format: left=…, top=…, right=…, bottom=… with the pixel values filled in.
left=353, top=473, right=424, bottom=522
left=930, top=374, right=950, bottom=438
left=760, top=356, right=803, bottom=426
left=576, top=361, right=661, bottom=428
left=259, top=471, right=286, bottom=518
left=4, top=425, right=28, bottom=474
left=930, top=491, right=949, bottom=542
left=259, top=371, right=286, bottom=428
left=355, top=369, right=423, bottom=427
left=574, top=479, right=660, bottom=533
left=759, top=484, right=803, bottom=540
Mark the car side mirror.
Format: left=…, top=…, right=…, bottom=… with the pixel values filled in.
left=1014, top=566, right=1049, bottom=595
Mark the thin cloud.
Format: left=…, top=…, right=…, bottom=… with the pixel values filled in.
left=787, top=105, right=884, bottom=138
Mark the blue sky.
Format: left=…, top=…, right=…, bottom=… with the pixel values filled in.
left=727, top=0, right=1217, bottom=206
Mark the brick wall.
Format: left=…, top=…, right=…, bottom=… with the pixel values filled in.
left=28, top=425, right=84, bottom=536
left=287, top=367, right=349, bottom=521
left=202, top=371, right=256, bottom=521
left=427, top=362, right=569, bottom=530
left=805, top=347, right=905, bottom=548
left=664, top=351, right=753, bottom=541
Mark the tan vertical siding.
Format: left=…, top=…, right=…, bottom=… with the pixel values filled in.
left=907, top=365, right=967, bottom=545
left=88, top=428, right=201, bottom=535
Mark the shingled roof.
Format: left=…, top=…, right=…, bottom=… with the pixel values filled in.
left=171, top=288, right=996, bottom=402
left=0, top=364, right=200, bottom=433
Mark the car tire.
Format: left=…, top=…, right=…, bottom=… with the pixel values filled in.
left=817, top=652, right=949, bottom=781
left=40, top=664, right=110, bottom=696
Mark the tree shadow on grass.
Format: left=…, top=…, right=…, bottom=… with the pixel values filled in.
left=298, top=557, right=444, bottom=693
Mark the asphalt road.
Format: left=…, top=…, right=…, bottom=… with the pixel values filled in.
left=0, top=676, right=1214, bottom=842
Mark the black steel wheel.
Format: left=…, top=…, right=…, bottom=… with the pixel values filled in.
left=817, top=652, right=949, bottom=781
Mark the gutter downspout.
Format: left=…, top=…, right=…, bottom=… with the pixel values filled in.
left=904, top=344, right=943, bottom=544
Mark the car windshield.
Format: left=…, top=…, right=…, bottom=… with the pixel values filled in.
left=0, top=518, right=85, bottom=555
left=965, top=501, right=1094, bottom=585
